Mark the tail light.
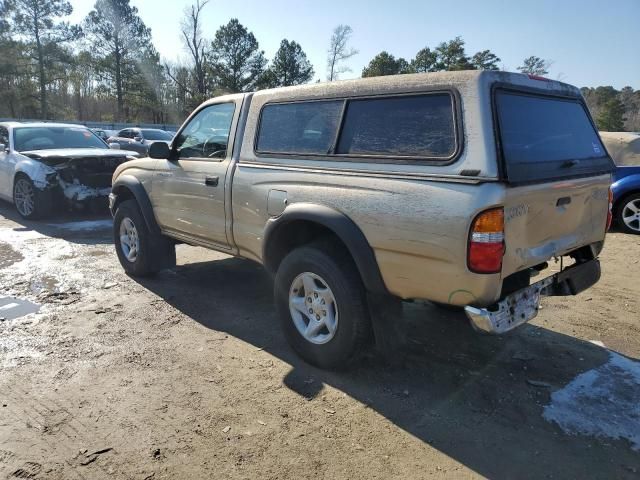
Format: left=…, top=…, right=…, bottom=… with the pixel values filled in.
left=606, top=187, right=613, bottom=231
left=468, top=207, right=505, bottom=274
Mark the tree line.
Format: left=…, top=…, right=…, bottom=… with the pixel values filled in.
left=361, top=38, right=638, bottom=132
left=0, top=0, right=637, bottom=132
left=0, top=0, right=317, bottom=123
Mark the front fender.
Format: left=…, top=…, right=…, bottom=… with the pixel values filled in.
left=612, top=174, right=640, bottom=204
left=14, top=157, right=57, bottom=190
left=111, top=174, right=161, bottom=235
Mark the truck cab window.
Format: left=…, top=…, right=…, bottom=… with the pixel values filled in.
left=256, top=100, right=343, bottom=155
left=175, top=103, right=236, bottom=159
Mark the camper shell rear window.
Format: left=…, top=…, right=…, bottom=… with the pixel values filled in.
left=494, top=88, right=614, bottom=183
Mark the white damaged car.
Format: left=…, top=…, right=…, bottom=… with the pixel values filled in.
left=0, top=122, right=139, bottom=219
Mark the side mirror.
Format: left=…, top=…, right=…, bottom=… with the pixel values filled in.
left=0, top=143, right=5, bottom=152
left=149, top=141, right=171, bottom=159
left=108, top=142, right=121, bottom=149
left=134, top=136, right=143, bottom=143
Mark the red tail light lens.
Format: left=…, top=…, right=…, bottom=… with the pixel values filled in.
left=468, top=208, right=505, bottom=274
left=606, top=187, right=613, bottom=231
left=527, top=74, right=550, bottom=82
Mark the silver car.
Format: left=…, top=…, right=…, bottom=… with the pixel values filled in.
left=0, top=122, right=138, bottom=219
left=107, top=128, right=173, bottom=156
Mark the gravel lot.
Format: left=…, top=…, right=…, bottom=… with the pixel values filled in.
left=0, top=202, right=639, bottom=479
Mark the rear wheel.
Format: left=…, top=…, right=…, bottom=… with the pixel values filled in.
left=114, top=199, right=174, bottom=276
left=13, top=176, right=51, bottom=220
left=616, top=193, right=640, bottom=235
left=274, top=241, right=371, bottom=369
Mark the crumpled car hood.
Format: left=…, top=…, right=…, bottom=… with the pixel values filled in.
left=18, top=149, right=139, bottom=201
left=20, top=148, right=138, bottom=161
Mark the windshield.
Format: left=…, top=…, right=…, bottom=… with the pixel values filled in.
left=495, top=90, right=614, bottom=183
left=14, top=126, right=107, bottom=152
left=141, top=129, right=173, bottom=141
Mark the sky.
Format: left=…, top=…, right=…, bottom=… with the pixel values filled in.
left=68, top=0, right=640, bottom=89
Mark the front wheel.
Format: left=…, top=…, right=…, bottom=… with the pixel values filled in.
left=13, top=176, right=51, bottom=219
left=616, top=193, right=640, bottom=235
left=274, top=242, right=371, bottom=369
left=113, top=199, right=174, bottom=276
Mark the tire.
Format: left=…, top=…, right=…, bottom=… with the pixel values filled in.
left=616, top=193, right=640, bottom=235
left=274, top=240, right=371, bottom=369
left=13, top=175, right=51, bottom=220
left=113, top=199, right=174, bottom=276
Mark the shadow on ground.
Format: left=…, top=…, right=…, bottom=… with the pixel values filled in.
left=136, top=255, right=640, bottom=479
left=0, top=201, right=112, bottom=245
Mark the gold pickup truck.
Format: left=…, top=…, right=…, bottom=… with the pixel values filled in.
left=109, top=71, right=614, bottom=369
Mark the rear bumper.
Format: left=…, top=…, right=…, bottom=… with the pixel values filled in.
left=465, top=259, right=600, bottom=334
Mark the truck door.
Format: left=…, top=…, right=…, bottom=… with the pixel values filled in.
left=151, top=100, right=240, bottom=249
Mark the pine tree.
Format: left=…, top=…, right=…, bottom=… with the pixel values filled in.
left=211, top=19, right=267, bottom=93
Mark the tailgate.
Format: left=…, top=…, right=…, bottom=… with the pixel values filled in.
left=502, top=174, right=610, bottom=275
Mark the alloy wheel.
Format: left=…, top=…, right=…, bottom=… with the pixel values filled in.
left=14, top=178, right=35, bottom=217
left=119, top=217, right=140, bottom=262
left=622, top=198, right=640, bottom=232
left=289, top=272, right=339, bottom=345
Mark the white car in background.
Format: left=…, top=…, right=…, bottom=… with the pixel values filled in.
left=0, top=122, right=139, bottom=219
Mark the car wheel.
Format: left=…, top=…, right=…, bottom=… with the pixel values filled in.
left=13, top=175, right=51, bottom=219
left=113, top=199, right=173, bottom=276
left=274, top=240, right=371, bottom=369
left=616, top=193, right=640, bottom=235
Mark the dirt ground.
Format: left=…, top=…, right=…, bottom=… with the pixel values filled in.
left=0, top=201, right=639, bottom=480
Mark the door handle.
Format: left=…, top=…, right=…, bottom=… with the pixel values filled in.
left=556, top=196, right=571, bottom=207
left=205, top=176, right=219, bottom=187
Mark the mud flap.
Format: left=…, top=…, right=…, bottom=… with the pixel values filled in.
left=366, top=293, right=404, bottom=360
left=150, top=236, right=176, bottom=270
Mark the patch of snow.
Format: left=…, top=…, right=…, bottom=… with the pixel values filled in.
left=0, top=224, right=86, bottom=296
left=543, top=351, right=640, bottom=450
left=48, top=220, right=113, bottom=231
left=0, top=227, right=46, bottom=242
left=60, top=180, right=110, bottom=202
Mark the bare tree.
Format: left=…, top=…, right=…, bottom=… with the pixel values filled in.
left=181, top=0, right=210, bottom=98
left=327, top=25, right=358, bottom=81
left=164, top=60, right=198, bottom=115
